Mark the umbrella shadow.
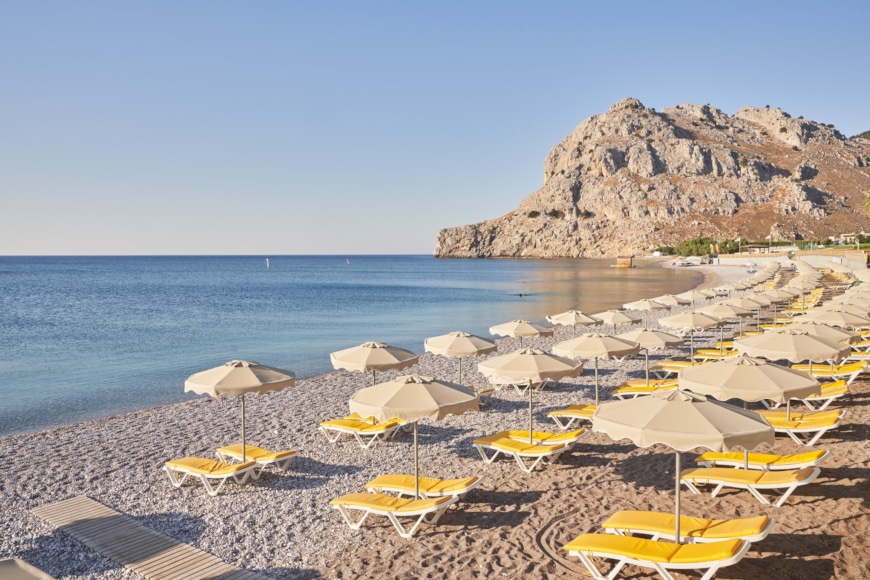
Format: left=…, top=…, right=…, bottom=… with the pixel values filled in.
left=723, top=533, right=838, bottom=579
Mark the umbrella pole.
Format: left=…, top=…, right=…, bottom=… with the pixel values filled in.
left=372, top=369, right=377, bottom=386
left=675, top=451, right=682, bottom=543
left=690, top=330, right=695, bottom=365
left=458, top=357, right=463, bottom=384
left=744, top=449, right=749, bottom=469
left=645, top=348, right=650, bottom=387
left=594, top=358, right=600, bottom=406
left=787, top=399, right=791, bottom=422
left=241, top=393, right=247, bottom=462
left=528, top=380, right=534, bottom=445
left=414, top=421, right=420, bottom=500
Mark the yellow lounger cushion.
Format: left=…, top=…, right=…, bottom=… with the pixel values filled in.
left=602, top=511, right=769, bottom=540
left=564, top=534, right=744, bottom=564
left=499, top=429, right=584, bottom=444
left=164, top=457, right=256, bottom=476
left=476, top=438, right=566, bottom=455
left=216, top=444, right=296, bottom=462
left=548, top=405, right=596, bottom=417
left=682, top=466, right=815, bottom=486
left=329, top=492, right=450, bottom=513
left=695, top=449, right=827, bottom=468
left=319, top=418, right=400, bottom=431
left=365, top=474, right=479, bottom=495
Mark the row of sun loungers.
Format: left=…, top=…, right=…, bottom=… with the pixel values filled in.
left=472, top=429, right=586, bottom=472
left=163, top=443, right=297, bottom=496
left=680, top=466, right=821, bottom=507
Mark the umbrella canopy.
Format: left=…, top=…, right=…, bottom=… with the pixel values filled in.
left=623, top=299, right=670, bottom=311
left=593, top=310, right=642, bottom=325
left=721, top=297, right=765, bottom=310
left=349, top=375, right=478, bottom=498
left=552, top=334, right=640, bottom=404
left=817, top=303, right=870, bottom=317
left=797, top=310, right=870, bottom=328
left=696, top=303, right=754, bottom=319
left=489, top=319, right=554, bottom=347
left=658, top=312, right=722, bottom=359
left=592, top=390, right=774, bottom=542
left=678, top=354, right=820, bottom=403
left=653, top=294, right=692, bottom=307
left=330, top=342, right=419, bottom=385
left=781, top=323, right=861, bottom=345
left=185, top=360, right=296, bottom=461
left=478, top=348, right=583, bottom=442
left=546, top=310, right=603, bottom=336
left=677, top=289, right=716, bottom=301
left=734, top=329, right=851, bottom=363
left=424, top=331, right=497, bottom=383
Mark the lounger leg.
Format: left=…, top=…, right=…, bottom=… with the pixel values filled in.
left=319, top=428, right=345, bottom=444
left=513, top=454, right=543, bottom=473
left=333, top=505, right=372, bottom=530
left=804, top=430, right=829, bottom=446
left=353, top=432, right=384, bottom=449
left=163, top=467, right=189, bottom=488
left=198, top=474, right=222, bottom=496
left=387, top=513, right=424, bottom=539
left=652, top=564, right=678, bottom=580
left=475, top=445, right=503, bottom=464
left=680, top=479, right=702, bottom=495
left=773, top=484, right=800, bottom=507
left=550, top=416, right=576, bottom=430
left=571, top=552, right=610, bottom=580
left=744, top=485, right=772, bottom=505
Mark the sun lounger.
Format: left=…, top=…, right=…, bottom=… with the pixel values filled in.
left=649, top=360, right=712, bottom=379
left=692, top=349, right=740, bottom=361
left=364, top=474, right=482, bottom=499
left=318, top=416, right=403, bottom=448
left=694, top=449, right=829, bottom=471
left=564, top=533, right=749, bottom=580
left=0, top=559, right=56, bottom=580
left=486, top=376, right=555, bottom=394
left=215, top=443, right=296, bottom=479
left=680, top=466, right=820, bottom=507
left=472, top=436, right=570, bottom=473
left=763, top=412, right=846, bottom=446
left=163, top=457, right=257, bottom=496
left=329, top=492, right=457, bottom=539
left=601, top=510, right=774, bottom=543
left=497, top=429, right=586, bottom=448
left=761, top=380, right=848, bottom=411
left=610, top=380, right=678, bottom=400
left=547, top=405, right=597, bottom=429
left=791, top=361, right=867, bottom=385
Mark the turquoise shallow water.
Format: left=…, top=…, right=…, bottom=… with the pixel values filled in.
left=0, top=255, right=702, bottom=436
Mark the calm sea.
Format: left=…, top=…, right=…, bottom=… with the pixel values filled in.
left=0, top=255, right=702, bottom=436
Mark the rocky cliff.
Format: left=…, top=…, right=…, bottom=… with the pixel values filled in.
left=434, top=98, right=870, bottom=258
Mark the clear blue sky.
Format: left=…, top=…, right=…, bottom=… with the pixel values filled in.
left=2, top=1, right=868, bottom=255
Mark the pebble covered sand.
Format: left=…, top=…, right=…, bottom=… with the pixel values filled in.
left=2, top=263, right=869, bottom=579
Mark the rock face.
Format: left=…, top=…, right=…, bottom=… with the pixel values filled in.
left=434, top=98, right=870, bottom=258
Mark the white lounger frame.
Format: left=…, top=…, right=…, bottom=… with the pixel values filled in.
left=163, top=462, right=256, bottom=496
left=473, top=441, right=567, bottom=473
left=331, top=494, right=458, bottom=539
left=603, top=511, right=775, bottom=544
left=567, top=537, right=751, bottom=580
left=680, top=467, right=821, bottom=507
left=318, top=422, right=402, bottom=448
left=216, top=446, right=296, bottom=480
left=365, top=475, right=483, bottom=499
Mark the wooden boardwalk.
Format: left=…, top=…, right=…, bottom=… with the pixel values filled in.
left=31, top=496, right=265, bottom=579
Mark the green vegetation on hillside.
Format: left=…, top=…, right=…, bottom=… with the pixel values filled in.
left=853, top=130, right=870, bottom=139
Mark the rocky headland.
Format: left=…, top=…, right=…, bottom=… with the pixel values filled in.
left=435, top=98, right=870, bottom=258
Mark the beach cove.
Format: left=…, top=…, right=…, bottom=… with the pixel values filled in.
left=3, top=261, right=869, bottom=579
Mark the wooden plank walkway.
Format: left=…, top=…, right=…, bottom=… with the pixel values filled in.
left=31, top=496, right=265, bottom=580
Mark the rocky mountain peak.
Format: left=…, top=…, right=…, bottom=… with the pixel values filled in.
left=435, top=98, right=870, bottom=258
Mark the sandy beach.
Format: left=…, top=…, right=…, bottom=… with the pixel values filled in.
left=3, top=262, right=868, bottom=579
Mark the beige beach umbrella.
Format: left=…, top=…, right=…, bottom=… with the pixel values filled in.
left=734, top=329, right=850, bottom=380
left=797, top=310, right=870, bottom=329
left=624, top=299, right=670, bottom=330
left=424, top=331, right=497, bottom=383
left=817, top=303, right=870, bottom=317
left=478, top=348, right=583, bottom=443
left=653, top=294, right=692, bottom=307
left=349, top=375, right=478, bottom=499
left=489, top=319, right=554, bottom=348
left=696, top=303, right=755, bottom=344
left=658, top=312, right=723, bottom=360
left=616, top=328, right=685, bottom=386
left=185, top=360, right=296, bottom=462
left=828, top=295, right=870, bottom=308
left=546, top=310, right=603, bottom=336
left=330, top=342, right=418, bottom=386
left=552, top=334, right=640, bottom=405
left=678, top=353, right=820, bottom=420
left=782, top=323, right=861, bottom=345
left=592, top=390, right=775, bottom=542
left=593, top=310, right=642, bottom=326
